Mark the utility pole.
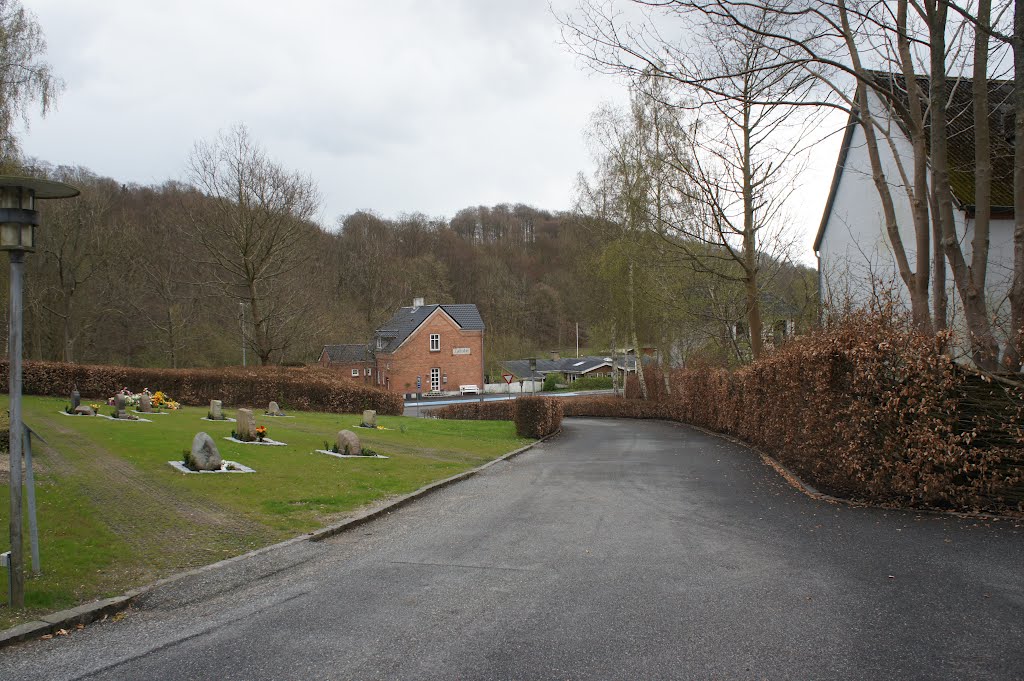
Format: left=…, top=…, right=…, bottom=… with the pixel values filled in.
left=240, top=302, right=247, bottom=367
left=576, top=322, right=580, bottom=358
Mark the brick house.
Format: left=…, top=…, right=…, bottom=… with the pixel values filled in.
left=317, top=344, right=375, bottom=383
left=373, top=299, right=485, bottom=397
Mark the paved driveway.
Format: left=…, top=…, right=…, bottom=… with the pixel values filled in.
left=2, top=418, right=1021, bottom=680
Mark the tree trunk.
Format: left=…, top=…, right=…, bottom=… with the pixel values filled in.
left=927, top=0, right=999, bottom=369
left=741, top=101, right=764, bottom=361
left=628, top=259, right=649, bottom=399
left=1008, top=0, right=1024, bottom=370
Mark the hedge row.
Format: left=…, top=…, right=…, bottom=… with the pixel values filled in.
left=430, top=400, right=516, bottom=421
left=0, top=361, right=404, bottom=416
left=576, top=311, right=1024, bottom=514
left=431, top=396, right=562, bottom=439
left=513, top=396, right=563, bottom=438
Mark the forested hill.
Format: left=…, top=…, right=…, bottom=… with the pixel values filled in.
left=2, top=164, right=816, bottom=372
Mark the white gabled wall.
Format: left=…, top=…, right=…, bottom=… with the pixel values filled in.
left=818, top=90, right=1016, bottom=358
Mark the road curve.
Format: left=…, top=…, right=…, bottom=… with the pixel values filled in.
left=1, top=418, right=1021, bottom=680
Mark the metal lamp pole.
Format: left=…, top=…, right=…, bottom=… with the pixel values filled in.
left=1, top=177, right=78, bottom=609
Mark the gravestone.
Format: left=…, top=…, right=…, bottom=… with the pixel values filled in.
left=114, top=394, right=128, bottom=419
left=268, top=401, right=282, bottom=416
left=190, top=432, right=222, bottom=471
left=209, top=399, right=223, bottom=420
left=73, top=405, right=95, bottom=416
left=235, top=408, right=257, bottom=442
left=361, top=410, right=377, bottom=428
left=71, top=389, right=81, bottom=410
left=337, top=429, right=361, bottom=456
left=139, top=394, right=152, bottom=413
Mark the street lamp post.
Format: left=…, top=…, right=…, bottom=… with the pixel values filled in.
left=0, top=176, right=78, bottom=609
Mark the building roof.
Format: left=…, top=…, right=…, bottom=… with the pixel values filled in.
left=814, top=72, right=1015, bottom=253
left=321, top=344, right=372, bottom=363
left=374, top=303, right=484, bottom=353
left=501, top=356, right=616, bottom=379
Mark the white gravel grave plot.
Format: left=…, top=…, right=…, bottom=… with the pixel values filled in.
left=167, top=460, right=255, bottom=474
left=224, top=436, right=287, bottom=446
left=314, top=449, right=389, bottom=459
left=133, top=410, right=170, bottom=415
left=263, top=414, right=296, bottom=418
left=201, top=417, right=236, bottom=422
left=95, top=413, right=152, bottom=422
left=57, top=410, right=99, bottom=418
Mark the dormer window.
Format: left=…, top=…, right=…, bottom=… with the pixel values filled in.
left=430, top=334, right=440, bottom=352
left=376, top=337, right=385, bottom=351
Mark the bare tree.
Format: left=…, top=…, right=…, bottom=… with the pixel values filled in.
left=0, top=0, right=61, bottom=164
left=184, top=125, right=322, bottom=365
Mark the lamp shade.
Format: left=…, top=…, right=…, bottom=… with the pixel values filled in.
left=0, top=176, right=79, bottom=252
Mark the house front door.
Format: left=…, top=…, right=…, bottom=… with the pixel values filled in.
left=430, top=367, right=440, bottom=392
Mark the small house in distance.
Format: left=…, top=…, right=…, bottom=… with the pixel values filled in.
left=318, top=344, right=375, bottom=383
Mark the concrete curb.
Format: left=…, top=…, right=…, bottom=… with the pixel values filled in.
left=0, top=431, right=558, bottom=650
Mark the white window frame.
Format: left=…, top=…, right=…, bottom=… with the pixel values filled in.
left=364, top=367, right=372, bottom=376
left=429, top=333, right=440, bottom=352
left=430, top=367, right=441, bottom=391
left=351, top=368, right=359, bottom=377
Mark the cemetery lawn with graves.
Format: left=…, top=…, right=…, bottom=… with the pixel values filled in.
left=0, top=394, right=529, bottom=629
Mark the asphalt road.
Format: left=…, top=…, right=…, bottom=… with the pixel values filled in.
left=2, top=418, right=1022, bottom=680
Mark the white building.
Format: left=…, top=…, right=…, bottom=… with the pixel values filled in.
left=814, top=73, right=1015, bottom=357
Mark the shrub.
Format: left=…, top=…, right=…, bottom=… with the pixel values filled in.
left=0, top=361, right=404, bottom=416
left=543, top=372, right=564, bottom=392
left=514, top=396, right=563, bottom=438
left=565, top=375, right=612, bottom=391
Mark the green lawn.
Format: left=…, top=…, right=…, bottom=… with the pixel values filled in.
left=0, top=395, right=529, bottom=629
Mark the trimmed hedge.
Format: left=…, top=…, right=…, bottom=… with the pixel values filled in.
left=432, top=396, right=562, bottom=439
left=0, top=361, right=404, bottom=416
left=569, top=311, right=1024, bottom=513
left=514, top=396, right=563, bottom=438
left=430, top=400, right=516, bottom=421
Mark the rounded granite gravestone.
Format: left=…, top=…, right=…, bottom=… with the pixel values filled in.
left=337, top=430, right=361, bottom=456
left=114, top=393, right=128, bottom=419
left=139, top=394, right=153, bottom=413
left=361, top=410, right=377, bottom=428
left=209, top=399, right=223, bottom=420
left=268, top=401, right=282, bottom=416
left=191, top=432, right=222, bottom=471
left=235, top=408, right=257, bottom=441
left=71, top=388, right=81, bottom=410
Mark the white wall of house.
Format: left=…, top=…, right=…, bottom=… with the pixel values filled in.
left=818, top=90, right=1016, bottom=357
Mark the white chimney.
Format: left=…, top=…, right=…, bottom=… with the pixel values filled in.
left=412, top=297, right=424, bottom=309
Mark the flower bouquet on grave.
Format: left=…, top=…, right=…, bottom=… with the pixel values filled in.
left=255, top=425, right=267, bottom=442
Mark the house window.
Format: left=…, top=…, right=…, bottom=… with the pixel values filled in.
left=365, top=367, right=372, bottom=376
left=376, top=337, right=385, bottom=350
left=429, top=334, right=440, bottom=352
left=351, top=368, right=359, bottom=377
left=430, top=367, right=441, bottom=391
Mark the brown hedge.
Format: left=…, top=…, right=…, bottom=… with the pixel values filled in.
left=0, top=361, right=404, bottom=416
left=430, top=400, right=516, bottom=421
left=431, top=396, right=562, bottom=439
left=514, top=396, right=563, bottom=438
left=568, top=311, right=1024, bottom=514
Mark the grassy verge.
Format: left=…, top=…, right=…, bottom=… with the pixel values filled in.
left=0, top=395, right=529, bottom=629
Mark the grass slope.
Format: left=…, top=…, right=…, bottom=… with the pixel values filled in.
left=0, top=395, right=527, bottom=629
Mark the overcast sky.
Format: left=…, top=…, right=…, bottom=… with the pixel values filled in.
left=22, top=0, right=839, bottom=260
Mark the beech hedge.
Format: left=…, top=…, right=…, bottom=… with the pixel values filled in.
left=430, top=401, right=516, bottom=421
left=0, top=361, right=404, bottom=416
left=566, top=311, right=1024, bottom=513
left=432, top=396, right=562, bottom=439
left=513, top=396, right=563, bottom=438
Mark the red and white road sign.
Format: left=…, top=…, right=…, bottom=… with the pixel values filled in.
left=502, top=373, right=514, bottom=384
